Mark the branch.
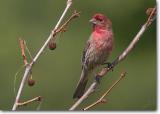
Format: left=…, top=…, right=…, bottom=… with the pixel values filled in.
left=48, top=10, right=80, bottom=49
left=69, top=6, right=156, bottom=111
left=17, top=96, right=42, bottom=107
left=54, top=10, right=80, bottom=35
left=12, top=0, right=74, bottom=110
left=83, top=72, right=126, bottom=111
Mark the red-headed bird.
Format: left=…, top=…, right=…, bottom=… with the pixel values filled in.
left=73, top=13, right=114, bottom=98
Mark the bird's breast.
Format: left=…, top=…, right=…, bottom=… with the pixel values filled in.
left=92, top=30, right=113, bottom=52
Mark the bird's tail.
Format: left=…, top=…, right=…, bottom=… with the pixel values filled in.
left=73, top=68, right=88, bottom=99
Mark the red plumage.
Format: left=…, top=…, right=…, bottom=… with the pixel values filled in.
left=73, top=13, right=114, bottom=98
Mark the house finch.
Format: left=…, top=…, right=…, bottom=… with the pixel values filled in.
left=73, top=13, right=114, bottom=98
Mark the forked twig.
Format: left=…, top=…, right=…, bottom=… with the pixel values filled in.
left=54, top=10, right=80, bottom=36
left=12, top=0, right=74, bottom=110
left=83, top=72, right=126, bottom=111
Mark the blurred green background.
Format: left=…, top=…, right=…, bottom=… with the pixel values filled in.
left=0, top=0, right=156, bottom=111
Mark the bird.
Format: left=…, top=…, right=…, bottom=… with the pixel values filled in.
left=73, top=13, right=114, bottom=99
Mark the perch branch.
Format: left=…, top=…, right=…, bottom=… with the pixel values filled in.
left=83, top=72, right=126, bottom=111
left=69, top=6, right=156, bottom=111
left=17, top=96, right=42, bottom=107
left=12, top=0, right=74, bottom=110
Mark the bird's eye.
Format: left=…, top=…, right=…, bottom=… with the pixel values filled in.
left=98, top=19, right=103, bottom=22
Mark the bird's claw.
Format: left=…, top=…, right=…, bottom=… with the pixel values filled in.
left=95, top=75, right=101, bottom=83
left=102, top=62, right=114, bottom=71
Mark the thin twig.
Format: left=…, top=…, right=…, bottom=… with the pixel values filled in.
left=24, top=40, right=33, bottom=60
left=69, top=6, right=156, bottom=111
left=12, top=0, right=73, bottom=110
left=32, top=0, right=72, bottom=64
left=17, top=96, right=42, bottom=107
left=52, top=10, right=80, bottom=38
left=48, top=10, right=80, bottom=50
left=19, top=39, right=28, bottom=65
left=83, top=72, right=126, bottom=111
left=56, top=10, right=80, bottom=32
left=146, top=7, right=156, bottom=26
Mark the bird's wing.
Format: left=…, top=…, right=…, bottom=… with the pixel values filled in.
left=74, top=41, right=90, bottom=98
left=81, top=41, right=90, bottom=68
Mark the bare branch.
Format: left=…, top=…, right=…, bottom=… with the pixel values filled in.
left=83, top=72, right=126, bottom=111
left=31, top=0, right=72, bottom=64
left=12, top=64, right=32, bottom=110
left=51, top=10, right=80, bottom=38
left=12, top=0, right=74, bottom=110
left=49, top=10, right=80, bottom=49
left=69, top=6, right=156, bottom=111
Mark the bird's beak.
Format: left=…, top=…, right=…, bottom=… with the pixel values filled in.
left=89, top=18, right=97, bottom=24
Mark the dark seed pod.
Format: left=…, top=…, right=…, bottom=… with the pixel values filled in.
left=28, top=78, right=35, bottom=86
left=48, top=42, right=56, bottom=50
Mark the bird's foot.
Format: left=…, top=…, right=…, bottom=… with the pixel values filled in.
left=102, top=62, right=114, bottom=71
left=95, top=75, right=101, bottom=83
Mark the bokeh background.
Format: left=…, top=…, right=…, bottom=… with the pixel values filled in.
left=0, top=0, right=156, bottom=111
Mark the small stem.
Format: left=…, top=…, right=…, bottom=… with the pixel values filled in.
left=83, top=100, right=101, bottom=111
left=146, top=6, right=156, bottom=26
left=19, top=39, right=28, bottom=65
left=83, top=72, right=126, bottom=110
left=17, top=96, right=42, bottom=107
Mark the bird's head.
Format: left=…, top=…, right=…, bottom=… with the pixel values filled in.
left=90, top=13, right=112, bottom=29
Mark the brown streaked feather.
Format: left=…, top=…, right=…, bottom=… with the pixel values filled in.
left=73, top=68, right=88, bottom=98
